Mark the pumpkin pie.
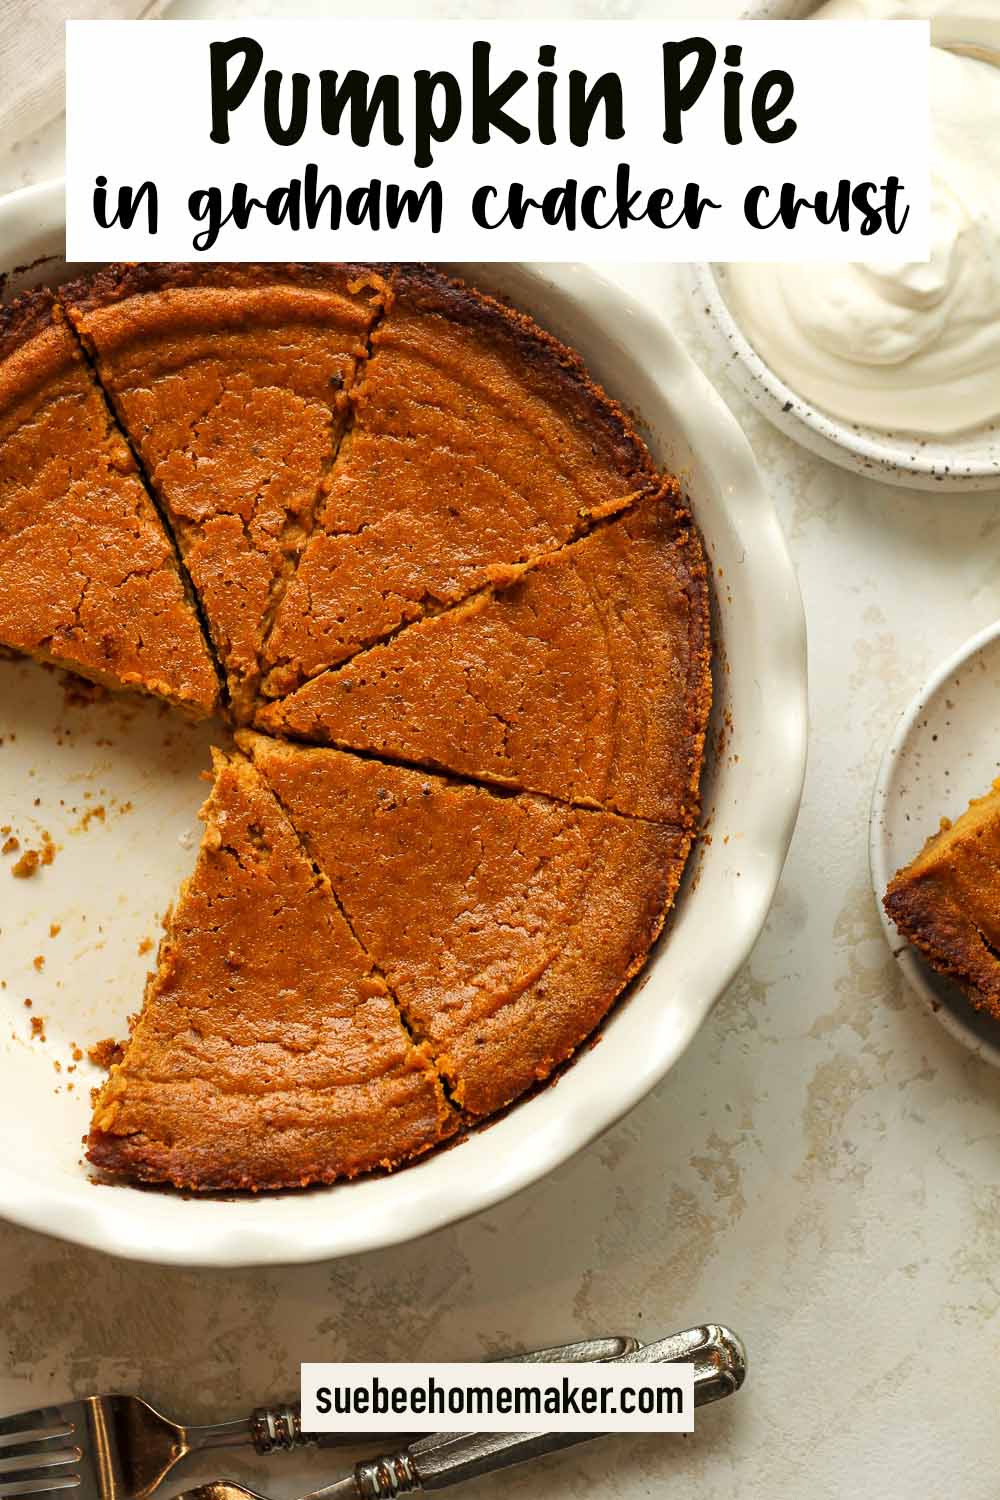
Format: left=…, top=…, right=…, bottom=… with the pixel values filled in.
left=260, top=264, right=658, bottom=698
left=87, top=747, right=456, bottom=1190
left=884, top=779, right=1000, bottom=1019
left=0, top=260, right=712, bottom=1192
left=241, top=732, right=690, bottom=1117
left=61, top=264, right=387, bottom=721
left=257, top=486, right=711, bottom=824
left=0, top=289, right=217, bottom=712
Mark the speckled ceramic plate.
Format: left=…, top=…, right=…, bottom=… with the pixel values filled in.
left=870, top=620, right=1000, bottom=1066
left=694, top=3, right=1000, bottom=495
left=694, top=263, right=1000, bottom=495
left=0, top=179, right=807, bottom=1266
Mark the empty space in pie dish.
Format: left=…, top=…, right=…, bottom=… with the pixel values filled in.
left=0, top=655, right=221, bottom=1189
left=870, top=620, right=1000, bottom=1066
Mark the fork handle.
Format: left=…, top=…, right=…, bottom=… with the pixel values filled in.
left=270, top=1338, right=637, bottom=1452
left=186, top=1338, right=639, bottom=1456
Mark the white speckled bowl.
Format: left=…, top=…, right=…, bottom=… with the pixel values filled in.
left=699, top=0, right=1000, bottom=493
left=870, top=620, right=1000, bottom=1066
left=694, top=262, right=1000, bottom=494
left=0, top=179, right=807, bottom=1266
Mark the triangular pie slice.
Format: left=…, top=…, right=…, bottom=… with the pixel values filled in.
left=241, top=732, right=690, bottom=1117
left=87, top=748, right=456, bottom=1190
left=0, top=289, right=217, bottom=713
left=884, top=779, right=1000, bottom=1018
left=258, top=488, right=711, bottom=825
left=62, top=264, right=387, bottom=720
left=261, top=264, right=658, bottom=697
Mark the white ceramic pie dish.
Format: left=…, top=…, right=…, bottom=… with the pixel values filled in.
left=0, top=178, right=807, bottom=1266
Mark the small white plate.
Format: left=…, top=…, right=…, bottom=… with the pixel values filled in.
left=870, top=620, right=1000, bottom=1066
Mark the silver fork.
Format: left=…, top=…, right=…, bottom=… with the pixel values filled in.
left=0, top=1338, right=637, bottom=1500
left=177, top=1325, right=747, bottom=1500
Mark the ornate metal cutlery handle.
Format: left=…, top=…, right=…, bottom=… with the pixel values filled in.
left=321, top=1324, right=746, bottom=1498
left=242, top=1337, right=639, bottom=1454
left=250, top=1405, right=307, bottom=1454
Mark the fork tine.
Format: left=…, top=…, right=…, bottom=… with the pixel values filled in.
left=0, top=1471, right=80, bottom=1499
left=0, top=1415, right=74, bottom=1447
left=0, top=1449, right=82, bottom=1474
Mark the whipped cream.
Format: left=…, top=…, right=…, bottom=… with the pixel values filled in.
left=723, top=0, right=1000, bottom=436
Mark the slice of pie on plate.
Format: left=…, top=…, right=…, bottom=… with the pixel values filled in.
left=884, top=778, right=1000, bottom=1019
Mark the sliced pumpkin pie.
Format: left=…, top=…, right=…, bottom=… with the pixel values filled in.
left=0, top=289, right=217, bottom=712
left=884, top=779, right=1000, bottom=1019
left=260, top=265, right=658, bottom=698
left=61, top=264, right=387, bottom=721
left=242, top=732, right=690, bottom=1117
left=87, top=747, right=455, bottom=1190
left=258, top=487, right=711, bottom=824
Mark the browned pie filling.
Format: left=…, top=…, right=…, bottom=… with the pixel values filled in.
left=88, top=749, right=454, bottom=1190
left=63, top=264, right=385, bottom=721
left=258, top=486, right=710, bottom=826
left=0, top=290, right=217, bottom=713
left=260, top=265, right=658, bottom=697
left=241, top=731, right=692, bottom=1119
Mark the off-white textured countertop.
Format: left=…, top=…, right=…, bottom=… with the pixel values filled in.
left=3, top=3, right=1000, bottom=1495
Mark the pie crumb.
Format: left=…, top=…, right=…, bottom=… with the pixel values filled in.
left=88, top=1037, right=124, bottom=1070
left=11, top=832, right=56, bottom=878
